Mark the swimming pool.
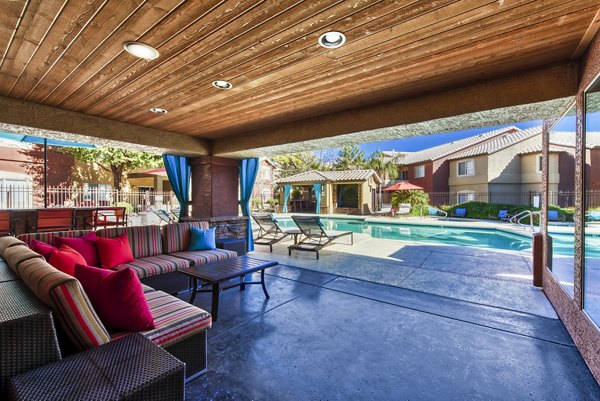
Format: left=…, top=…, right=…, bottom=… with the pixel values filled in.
left=277, top=217, right=593, bottom=257
left=278, top=218, right=531, bottom=252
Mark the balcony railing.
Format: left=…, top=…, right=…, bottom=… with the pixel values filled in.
left=0, top=185, right=180, bottom=212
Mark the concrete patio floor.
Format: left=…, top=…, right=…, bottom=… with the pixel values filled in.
left=183, top=235, right=600, bottom=400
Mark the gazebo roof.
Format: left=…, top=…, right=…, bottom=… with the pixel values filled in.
left=276, top=170, right=380, bottom=185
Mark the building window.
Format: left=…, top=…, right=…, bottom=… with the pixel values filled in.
left=414, top=165, right=425, bottom=178
left=337, top=184, right=359, bottom=208
left=536, top=155, right=543, bottom=173
left=262, top=168, right=271, bottom=179
left=261, top=188, right=271, bottom=200
left=399, top=169, right=408, bottom=180
left=457, top=190, right=475, bottom=204
left=457, top=159, right=475, bottom=176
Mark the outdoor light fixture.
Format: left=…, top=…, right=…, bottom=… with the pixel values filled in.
left=212, top=80, right=233, bottom=90
left=318, top=31, right=346, bottom=48
left=150, top=107, right=168, bottom=114
left=123, top=41, right=160, bottom=60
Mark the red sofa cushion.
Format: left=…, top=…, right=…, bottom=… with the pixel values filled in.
left=96, top=233, right=134, bottom=269
left=48, top=245, right=87, bottom=276
left=55, top=231, right=100, bottom=267
left=74, top=264, right=155, bottom=332
left=30, top=239, right=57, bottom=260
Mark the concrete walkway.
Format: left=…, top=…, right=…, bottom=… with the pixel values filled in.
left=252, top=233, right=557, bottom=318
left=184, top=261, right=600, bottom=400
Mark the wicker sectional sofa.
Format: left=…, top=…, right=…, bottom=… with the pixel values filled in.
left=0, top=222, right=240, bottom=399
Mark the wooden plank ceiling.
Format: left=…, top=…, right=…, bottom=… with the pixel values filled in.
left=0, top=0, right=599, bottom=153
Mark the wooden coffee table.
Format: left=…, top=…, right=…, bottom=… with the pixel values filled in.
left=179, top=256, right=278, bottom=321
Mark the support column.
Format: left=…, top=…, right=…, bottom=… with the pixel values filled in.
left=190, top=156, right=240, bottom=218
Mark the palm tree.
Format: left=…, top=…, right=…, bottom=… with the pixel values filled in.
left=333, top=145, right=366, bottom=170
left=367, top=150, right=399, bottom=182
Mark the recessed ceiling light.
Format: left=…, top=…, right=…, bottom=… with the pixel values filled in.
left=150, top=107, right=168, bottom=114
left=318, top=31, right=346, bottom=48
left=123, top=41, right=159, bottom=60
left=212, top=80, right=233, bottom=90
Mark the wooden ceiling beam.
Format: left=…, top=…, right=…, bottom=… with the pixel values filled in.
left=144, top=1, right=593, bottom=134
left=211, top=62, right=578, bottom=157
left=0, top=95, right=209, bottom=156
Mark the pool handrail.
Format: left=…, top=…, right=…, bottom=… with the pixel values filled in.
left=511, top=210, right=541, bottom=231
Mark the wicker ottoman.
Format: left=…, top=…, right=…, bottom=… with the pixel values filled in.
left=9, top=334, right=185, bottom=401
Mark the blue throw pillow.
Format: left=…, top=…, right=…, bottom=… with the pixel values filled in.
left=188, top=227, right=216, bottom=251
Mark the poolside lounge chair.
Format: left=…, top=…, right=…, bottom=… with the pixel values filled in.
left=252, top=213, right=300, bottom=252
left=397, top=203, right=411, bottom=215
left=587, top=211, right=600, bottom=221
left=152, top=208, right=176, bottom=225
left=288, top=215, right=353, bottom=259
left=428, top=207, right=448, bottom=218
left=490, top=209, right=511, bottom=223
left=548, top=210, right=560, bottom=222
left=453, top=208, right=466, bottom=218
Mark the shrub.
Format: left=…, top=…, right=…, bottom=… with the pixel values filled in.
left=391, top=190, right=429, bottom=216
left=113, top=202, right=134, bottom=214
left=440, top=201, right=573, bottom=222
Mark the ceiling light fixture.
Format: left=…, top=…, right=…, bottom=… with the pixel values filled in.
left=150, top=107, right=168, bottom=114
left=123, top=41, right=159, bottom=60
left=318, top=31, right=346, bottom=48
left=212, top=80, right=233, bottom=90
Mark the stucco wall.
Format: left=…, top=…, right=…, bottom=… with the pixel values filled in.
left=520, top=153, right=560, bottom=185
left=448, top=156, right=488, bottom=188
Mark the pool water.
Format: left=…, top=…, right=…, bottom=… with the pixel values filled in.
left=277, top=217, right=594, bottom=257
left=278, top=218, right=532, bottom=253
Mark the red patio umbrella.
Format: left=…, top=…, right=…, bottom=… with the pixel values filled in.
left=382, top=182, right=424, bottom=192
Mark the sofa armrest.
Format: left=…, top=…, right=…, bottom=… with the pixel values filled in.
left=9, top=333, right=185, bottom=401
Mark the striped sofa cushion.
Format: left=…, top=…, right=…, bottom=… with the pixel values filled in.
left=18, top=230, right=94, bottom=246
left=97, top=225, right=162, bottom=259
left=112, top=254, right=189, bottom=279
left=4, top=245, right=44, bottom=276
left=18, top=258, right=110, bottom=350
left=169, top=249, right=237, bottom=266
left=162, top=222, right=209, bottom=254
left=141, top=290, right=211, bottom=348
left=0, top=236, right=27, bottom=258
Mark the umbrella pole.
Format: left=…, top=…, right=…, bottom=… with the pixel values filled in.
left=44, top=138, right=47, bottom=208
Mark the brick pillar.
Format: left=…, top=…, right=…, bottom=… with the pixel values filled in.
left=190, top=156, right=240, bottom=218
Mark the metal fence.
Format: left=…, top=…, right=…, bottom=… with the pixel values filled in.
left=0, top=185, right=180, bottom=211
left=426, top=191, right=600, bottom=208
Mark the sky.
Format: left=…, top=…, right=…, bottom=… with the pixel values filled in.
left=355, top=120, right=543, bottom=155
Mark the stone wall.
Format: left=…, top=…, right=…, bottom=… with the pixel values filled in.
left=208, top=215, right=248, bottom=239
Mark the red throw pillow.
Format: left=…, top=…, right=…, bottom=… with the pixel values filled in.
left=74, top=264, right=155, bottom=332
left=48, top=245, right=87, bottom=276
left=55, top=232, right=100, bottom=267
left=96, top=233, right=134, bottom=269
left=30, top=239, right=57, bottom=259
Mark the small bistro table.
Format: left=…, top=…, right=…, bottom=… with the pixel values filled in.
left=178, top=256, right=278, bottom=322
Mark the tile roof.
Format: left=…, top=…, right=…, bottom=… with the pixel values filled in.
left=276, top=169, right=380, bottom=184
left=448, top=127, right=542, bottom=160
left=549, top=131, right=600, bottom=148
left=392, top=126, right=521, bottom=165
left=518, top=145, right=565, bottom=155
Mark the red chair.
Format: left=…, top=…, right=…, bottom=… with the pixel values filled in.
left=0, top=210, right=12, bottom=236
left=90, top=207, right=127, bottom=229
left=36, top=209, right=75, bottom=232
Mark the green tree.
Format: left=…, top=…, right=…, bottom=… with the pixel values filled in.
left=367, top=150, right=399, bottom=181
left=59, top=147, right=163, bottom=189
left=391, top=190, right=430, bottom=215
left=333, top=145, right=366, bottom=170
left=271, top=152, right=321, bottom=178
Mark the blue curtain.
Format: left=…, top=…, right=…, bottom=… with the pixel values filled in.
left=163, top=154, right=190, bottom=221
left=240, top=158, right=260, bottom=251
left=282, top=184, right=292, bottom=213
left=313, top=183, right=322, bottom=214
